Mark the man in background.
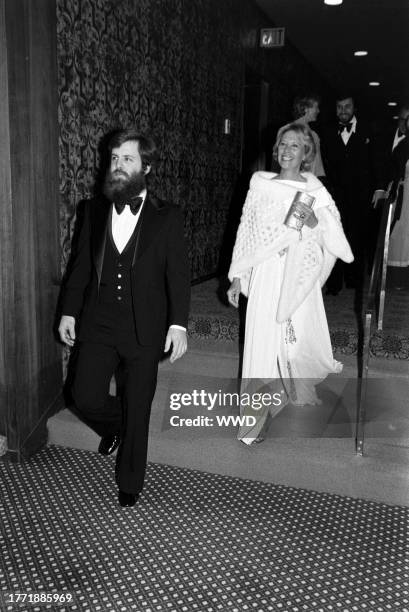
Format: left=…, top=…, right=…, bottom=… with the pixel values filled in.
left=385, top=104, right=409, bottom=288
left=322, top=94, right=384, bottom=294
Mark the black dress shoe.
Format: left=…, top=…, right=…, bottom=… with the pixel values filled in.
left=118, top=491, right=139, bottom=507
left=98, top=434, right=120, bottom=456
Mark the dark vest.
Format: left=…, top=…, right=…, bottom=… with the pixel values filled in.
left=90, top=215, right=141, bottom=338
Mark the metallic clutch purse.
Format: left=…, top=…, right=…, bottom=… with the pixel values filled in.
left=284, top=191, right=316, bottom=231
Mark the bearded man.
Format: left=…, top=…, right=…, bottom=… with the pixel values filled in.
left=321, top=94, right=384, bottom=294
left=58, top=129, right=190, bottom=507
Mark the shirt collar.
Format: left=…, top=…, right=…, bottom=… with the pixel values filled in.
left=392, top=128, right=406, bottom=151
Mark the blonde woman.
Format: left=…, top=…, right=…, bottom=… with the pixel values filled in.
left=228, top=123, right=353, bottom=444
left=278, top=94, right=325, bottom=178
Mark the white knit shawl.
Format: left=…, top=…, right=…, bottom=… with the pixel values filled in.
left=228, top=171, right=354, bottom=321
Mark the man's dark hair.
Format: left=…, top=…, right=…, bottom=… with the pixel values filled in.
left=292, top=94, right=321, bottom=119
left=108, top=129, right=158, bottom=168
left=336, top=92, right=356, bottom=104
left=398, top=102, right=409, bottom=114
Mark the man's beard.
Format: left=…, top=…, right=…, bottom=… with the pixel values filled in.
left=103, top=169, right=146, bottom=204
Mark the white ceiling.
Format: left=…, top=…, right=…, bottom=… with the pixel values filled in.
left=254, top=0, right=409, bottom=121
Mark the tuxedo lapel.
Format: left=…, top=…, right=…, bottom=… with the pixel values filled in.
left=92, top=199, right=111, bottom=285
left=132, top=195, right=165, bottom=266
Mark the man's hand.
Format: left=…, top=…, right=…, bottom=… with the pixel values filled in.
left=58, top=315, right=76, bottom=347
left=164, top=328, right=187, bottom=363
left=372, top=189, right=386, bottom=208
left=227, top=277, right=241, bottom=308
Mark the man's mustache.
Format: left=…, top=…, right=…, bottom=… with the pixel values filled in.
left=109, top=170, right=129, bottom=181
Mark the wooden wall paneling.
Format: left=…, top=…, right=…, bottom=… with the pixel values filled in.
left=1, top=0, right=61, bottom=461
left=27, top=0, right=62, bottom=449
left=0, top=0, right=18, bottom=453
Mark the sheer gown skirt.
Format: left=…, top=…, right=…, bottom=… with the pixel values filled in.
left=238, top=253, right=342, bottom=443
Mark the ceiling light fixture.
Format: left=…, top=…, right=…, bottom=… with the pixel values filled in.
left=369, top=82, right=380, bottom=86
left=324, top=0, right=343, bottom=4
left=388, top=102, right=397, bottom=106
left=393, top=116, right=399, bottom=120
left=354, top=51, right=368, bottom=56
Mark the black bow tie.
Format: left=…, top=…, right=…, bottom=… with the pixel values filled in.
left=114, top=196, right=143, bottom=215
left=338, top=121, right=353, bottom=134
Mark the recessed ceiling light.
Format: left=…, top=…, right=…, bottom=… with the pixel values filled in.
left=369, top=82, right=380, bottom=86
left=393, top=116, right=399, bottom=120
left=388, top=102, right=397, bottom=106
left=354, top=51, right=368, bottom=56
left=324, top=0, right=343, bottom=5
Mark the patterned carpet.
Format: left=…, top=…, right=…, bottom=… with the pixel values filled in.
left=1, top=446, right=408, bottom=611
left=188, top=279, right=409, bottom=360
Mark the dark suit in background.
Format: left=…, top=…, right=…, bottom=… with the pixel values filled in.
left=322, top=120, right=370, bottom=291
left=321, top=96, right=383, bottom=293
left=385, top=106, right=409, bottom=230
left=387, top=124, right=409, bottom=288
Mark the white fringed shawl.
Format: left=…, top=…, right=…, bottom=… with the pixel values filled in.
left=228, top=171, right=354, bottom=322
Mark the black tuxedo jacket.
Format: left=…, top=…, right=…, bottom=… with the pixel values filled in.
left=391, top=135, right=409, bottom=182
left=321, top=120, right=374, bottom=203
left=369, top=126, right=404, bottom=191
left=62, top=194, right=190, bottom=346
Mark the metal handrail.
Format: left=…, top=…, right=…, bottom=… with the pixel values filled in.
left=355, top=196, right=394, bottom=456
left=366, top=195, right=394, bottom=329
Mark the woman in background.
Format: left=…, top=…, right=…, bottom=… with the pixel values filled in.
left=227, top=123, right=353, bottom=445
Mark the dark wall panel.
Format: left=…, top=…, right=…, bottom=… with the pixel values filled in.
left=0, top=0, right=61, bottom=460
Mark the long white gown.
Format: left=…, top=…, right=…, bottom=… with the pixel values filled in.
left=235, top=177, right=344, bottom=443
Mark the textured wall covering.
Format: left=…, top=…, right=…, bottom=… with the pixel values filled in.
left=57, top=0, right=331, bottom=281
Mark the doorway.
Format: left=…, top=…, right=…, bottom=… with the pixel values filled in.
left=240, top=66, right=270, bottom=179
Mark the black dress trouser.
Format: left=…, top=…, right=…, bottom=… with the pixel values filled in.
left=326, top=187, right=368, bottom=292
left=71, top=323, right=162, bottom=495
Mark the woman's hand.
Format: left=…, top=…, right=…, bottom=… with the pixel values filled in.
left=285, top=200, right=318, bottom=230
left=304, top=209, right=318, bottom=228
left=227, top=278, right=241, bottom=308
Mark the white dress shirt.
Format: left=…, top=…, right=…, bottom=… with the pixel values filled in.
left=392, top=128, right=406, bottom=152
left=340, top=115, right=357, bottom=145
left=111, top=190, right=186, bottom=332
left=112, top=189, right=146, bottom=254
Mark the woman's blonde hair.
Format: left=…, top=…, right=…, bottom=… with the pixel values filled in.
left=273, top=122, right=316, bottom=171
left=293, top=94, right=320, bottom=119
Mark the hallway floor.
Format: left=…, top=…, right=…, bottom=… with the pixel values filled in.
left=49, top=344, right=409, bottom=508
left=1, top=446, right=408, bottom=612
